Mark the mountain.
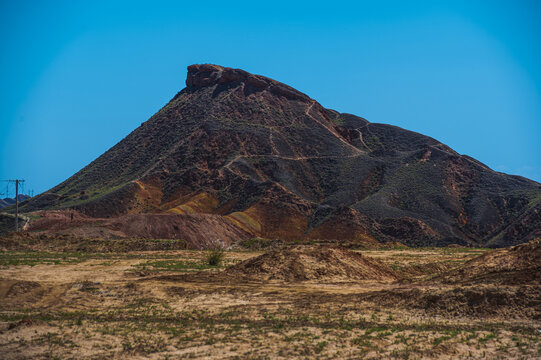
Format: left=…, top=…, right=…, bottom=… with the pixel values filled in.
left=0, top=195, right=31, bottom=209
left=18, top=64, right=541, bottom=247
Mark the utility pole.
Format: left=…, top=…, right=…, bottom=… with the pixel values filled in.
left=1, top=179, right=25, bottom=231
left=15, top=180, right=19, bottom=231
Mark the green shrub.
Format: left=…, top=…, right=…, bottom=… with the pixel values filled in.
left=205, top=248, right=225, bottom=266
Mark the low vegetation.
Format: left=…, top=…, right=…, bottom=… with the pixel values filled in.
left=0, top=242, right=539, bottom=359
left=205, top=248, right=225, bottom=266
left=237, top=237, right=274, bottom=250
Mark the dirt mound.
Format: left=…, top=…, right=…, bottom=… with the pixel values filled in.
left=437, top=238, right=541, bottom=284
left=360, top=285, right=541, bottom=319
left=0, top=279, right=45, bottom=310
left=221, top=245, right=400, bottom=282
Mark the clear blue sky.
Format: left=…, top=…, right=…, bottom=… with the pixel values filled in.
left=1, top=0, right=540, bottom=196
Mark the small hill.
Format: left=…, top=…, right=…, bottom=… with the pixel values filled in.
left=21, top=210, right=249, bottom=249
left=437, top=238, right=541, bottom=284
left=221, top=245, right=400, bottom=282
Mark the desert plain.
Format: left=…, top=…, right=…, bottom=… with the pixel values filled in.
left=0, top=236, right=539, bottom=359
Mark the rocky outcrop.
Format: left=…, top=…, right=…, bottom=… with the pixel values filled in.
left=186, top=64, right=310, bottom=101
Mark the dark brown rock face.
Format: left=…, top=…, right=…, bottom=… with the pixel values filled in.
left=186, top=64, right=310, bottom=101
left=18, top=64, right=541, bottom=247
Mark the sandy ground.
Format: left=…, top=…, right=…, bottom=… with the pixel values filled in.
left=0, top=247, right=539, bottom=359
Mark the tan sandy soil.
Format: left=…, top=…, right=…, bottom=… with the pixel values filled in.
left=0, top=245, right=539, bottom=359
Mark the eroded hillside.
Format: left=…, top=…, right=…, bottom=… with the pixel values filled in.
left=16, top=64, right=541, bottom=247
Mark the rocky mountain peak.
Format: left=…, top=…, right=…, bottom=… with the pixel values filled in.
left=186, top=64, right=311, bottom=101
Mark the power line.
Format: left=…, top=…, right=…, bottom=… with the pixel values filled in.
left=1, top=179, right=25, bottom=232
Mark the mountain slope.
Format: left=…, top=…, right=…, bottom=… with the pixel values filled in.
left=0, top=199, right=9, bottom=209
left=0, top=195, right=31, bottom=209
left=19, top=64, right=541, bottom=247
